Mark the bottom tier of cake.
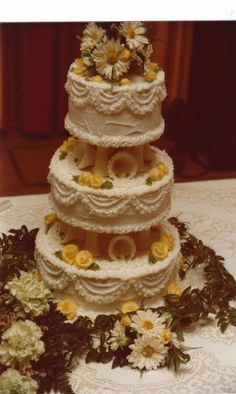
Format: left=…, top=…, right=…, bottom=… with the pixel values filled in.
left=35, top=219, right=181, bottom=304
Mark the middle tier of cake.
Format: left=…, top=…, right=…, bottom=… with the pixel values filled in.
left=48, top=143, right=174, bottom=234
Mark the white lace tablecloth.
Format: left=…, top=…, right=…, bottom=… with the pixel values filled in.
left=1, top=178, right=236, bottom=394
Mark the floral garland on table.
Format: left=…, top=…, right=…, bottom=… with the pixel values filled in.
left=0, top=220, right=236, bottom=393
left=71, top=22, right=162, bottom=83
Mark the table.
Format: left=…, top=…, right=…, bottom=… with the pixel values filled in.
left=1, top=179, right=236, bottom=394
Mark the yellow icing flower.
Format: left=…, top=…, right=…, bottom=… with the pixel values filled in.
left=62, top=244, right=79, bottom=265
left=73, top=58, right=87, bottom=76
left=89, top=174, right=103, bottom=189
left=120, top=48, right=131, bottom=61
left=121, top=314, right=132, bottom=327
left=159, top=328, right=172, bottom=344
left=166, top=282, right=182, bottom=296
left=44, top=213, right=57, bottom=226
left=74, top=250, right=93, bottom=269
left=144, top=70, right=157, bottom=82
left=73, top=66, right=86, bottom=76
left=147, top=62, right=158, bottom=70
left=90, top=75, right=103, bottom=83
left=120, top=78, right=131, bottom=86
left=78, top=171, right=92, bottom=186
left=149, top=163, right=168, bottom=182
left=159, top=233, right=174, bottom=251
left=74, top=58, right=85, bottom=67
left=151, top=241, right=169, bottom=261
left=60, top=137, right=77, bottom=153
left=57, top=298, right=77, bottom=320
left=120, top=300, right=139, bottom=314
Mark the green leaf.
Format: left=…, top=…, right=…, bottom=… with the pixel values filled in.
left=88, top=262, right=100, bottom=271
left=55, top=250, right=63, bottom=259
left=148, top=252, right=157, bottom=264
left=72, top=175, right=80, bottom=183
left=101, top=180, right=113, bottom=189
left=59, top=152, right=67, bottom=160
left=146, top=177, right=153, bottom=186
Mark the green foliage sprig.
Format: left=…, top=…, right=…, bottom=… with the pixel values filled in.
left=0, top=218, right=236, bottom=393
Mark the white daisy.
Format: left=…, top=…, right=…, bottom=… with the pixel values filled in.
left=81, top=22, right=107, bottom=51
left=108, top=321, right=129, bottom=351
left=92, top=38, right=130, bottom=80
left=120, top=22, right=149, bottom=50
left=127, top=336, right=168, bottom=370
left=130, top=309, right=165, bottom=337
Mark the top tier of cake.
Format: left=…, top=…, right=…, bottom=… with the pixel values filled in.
left=65, top=68, right=166, bottom=148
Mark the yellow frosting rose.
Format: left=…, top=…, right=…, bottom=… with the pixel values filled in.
left=159, top=328, right=172, bottom=344
left=120, top=300, right=139, bottom=314
left=74, top=58, right=85, bottom=67
left=120, top=78, right=131, bottom=86
left=78, top=171, right=92, bottom=186
left=57, top=298, right=77, bottom=320
left=159, top=233, right=174, bottom=251
left=148, top=61, right=159, bottom=70
left=144, top=70, right=157, bottom=82
left=149, top=163, right=168, bottom=181
left=151, top=241, right=169, bottom=260
left=91, top=75, right=103, bottom=83
left=73, top=66, right=85, bottom=76
left=62, top=244, right=79, bottom=265
left=44, top=213, right=57, bottom=226
left=89, top=174, right=103, bottom=189
left=60, top=137, right=77, bottom=153
left=166, top=282, right=182, bottom=296
left=121, top=314, right=132, bottom=327
left=74, top=250, right=93, bottom=270
left=120, top=48, right=131, bottom=61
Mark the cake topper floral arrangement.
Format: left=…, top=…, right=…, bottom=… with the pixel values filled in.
left=71, top=22, right=161, bottom=83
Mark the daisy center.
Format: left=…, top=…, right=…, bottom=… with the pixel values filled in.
left=142, top=320, right=154, bottom=330
left=142, top=345, right=155, bottom=358
left=127, top=26, right=135, bottom=39
left=106, top=50, right=118, bottom=65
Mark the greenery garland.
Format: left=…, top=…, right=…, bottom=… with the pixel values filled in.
left=0, top=218, right=236, bottom=393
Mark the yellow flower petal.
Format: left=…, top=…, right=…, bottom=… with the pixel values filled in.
left=120, top=300, right=139, bottom=314
left=120, top=48, right=131, bottom=61
left=78, top=171, right=92, bottom=186
left=90, top=75, right=103, bottom=83
left=120, top=78, right=131, bottom=86
left=144, top=70, right=157, bottom=82
left=44, top=213, right=57, bottom=226
left=159, top=233, right=174, bottom=251
left=62, top=244, right=79, bottom=265
left=89, top=174, right=103, bottom=189
left=159, top=328, right=172, bottom=344
left=74, top=250, right=93, bottom=269
left=165, top=282, right=182, bottom=296
left=57, top=298, right=77, bottom=320
left=121, top=314, right=132, bottom=326
left=151, top=241, right=169, bottom=260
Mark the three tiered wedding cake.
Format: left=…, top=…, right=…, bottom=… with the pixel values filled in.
left=35, top=22, right=181, bottom=308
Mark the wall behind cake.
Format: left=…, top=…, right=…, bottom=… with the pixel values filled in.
left=0, top=21, right=235, bottom=174
left=0, top=21, right=193, bottom=137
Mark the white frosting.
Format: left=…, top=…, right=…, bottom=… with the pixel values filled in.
left=35, top=221, right=180, bottom=304
left=65, top=69, right=166, bottom=147
left=48, top=146, right=174, bottom=234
